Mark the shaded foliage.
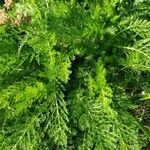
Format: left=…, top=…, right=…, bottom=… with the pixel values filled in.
left=0, top=0, right=150, bottom=149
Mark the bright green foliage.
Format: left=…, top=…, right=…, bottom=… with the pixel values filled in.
left=0, top=0, right=150, bottom=149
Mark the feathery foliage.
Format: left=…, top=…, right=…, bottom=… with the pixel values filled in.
left=0, top=0, right=150, bottom=149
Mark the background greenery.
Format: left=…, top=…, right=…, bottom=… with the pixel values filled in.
left=0, top=0, right=150, bottom=149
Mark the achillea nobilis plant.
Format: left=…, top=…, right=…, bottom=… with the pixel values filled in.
left=0, top=0, right=150, bottom=150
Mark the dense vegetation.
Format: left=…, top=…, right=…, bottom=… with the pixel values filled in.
left=0, top=0, right=150, bottom=149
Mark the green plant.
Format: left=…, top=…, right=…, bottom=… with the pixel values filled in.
left=0, top=0, right=150, bottom=149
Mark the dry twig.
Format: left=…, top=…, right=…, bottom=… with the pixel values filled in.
left=4, top=0, right=13, bottom=10
left=0, top=9, right=7, bottom=25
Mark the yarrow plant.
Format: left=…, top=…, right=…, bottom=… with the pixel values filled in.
left=0, top=0, right=150, bottom=149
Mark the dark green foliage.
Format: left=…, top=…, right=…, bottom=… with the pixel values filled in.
left=0, top=0, right=150, bottom=149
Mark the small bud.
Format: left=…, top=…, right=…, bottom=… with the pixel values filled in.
left=141, top=91, right=145, bottom=95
